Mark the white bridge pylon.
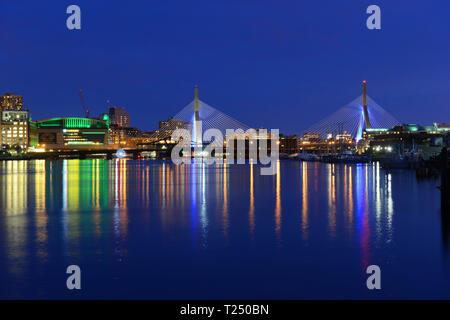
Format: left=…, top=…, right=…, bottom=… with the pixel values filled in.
left=301, top=95, right=400, bottom=140
left=173, top=99, right=252, bottom=146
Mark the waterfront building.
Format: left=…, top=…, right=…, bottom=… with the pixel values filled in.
left=131, top=132, right=154, bottom=148
left=0, top=93, right=23, bottom=111
left=109, top=125, right=143, bottom=147
left=222, top=129, right=278, bottom=160
left=299, top=131, right=355, bottom=154
left=153, top=117, right=190, bottom=142
left=109, top=125, right=126, bottom=146
left=436, top=123, right=450, bottom=132
left=108, top=106, right=130, bottom=128
left=159, top=117, right=188, bottom=132
left=107, top=107, right=143, bottom=147
left=303, top=132, right=320, bottom=141
left=0, top=110, right=31, bottom=152
left=364, top=123, right=450, bottom=160
left=35, top=117, right=109, bottom=150
left=279, top=135, right=300, bottom=154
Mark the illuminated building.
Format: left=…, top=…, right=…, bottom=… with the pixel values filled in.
left=108, top=106, right=145, bottom=147
left=0, top=93, right=23, bottom=111
left=0, top=110, right=31, bottom=152
left=279, top=134, right=300, bottom=154
left=336, top=132, right=353, bottom=142
left=299, top=131, right=355, bottom=154
left=222, top=129, right=277, bottom=160
left=159, top=117, right=188, bottom=132
left=109, top=125, right=143, bottom=147
left=152, top=117, right=189, bottom=142
left=109, top=125, right=124, bottom=146
left=303, top=132, right=320, bottom=141
left=364, top=123, right=450, bottom=160
left=35, top=117, right=109, bottom=150
left=435, top=123, right=450, bottom=132
left=108, top=106, right=130, bottom=128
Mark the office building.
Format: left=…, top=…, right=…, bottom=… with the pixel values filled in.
left=279, top=135, right=300, bottom=154
left=0, top=110, right=30, bottom=152
left=0, top=93, right=23, bottom=111
left=109, top=125, right=142, bottom=147
left=109, top=106, right=130, bottom=128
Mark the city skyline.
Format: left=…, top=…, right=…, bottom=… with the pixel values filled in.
left=1, top=1, right=450, bottom=134
left=1, top=1, right=450, bottom=305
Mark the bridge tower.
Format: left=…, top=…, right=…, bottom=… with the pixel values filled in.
left=362, top=80, right=372, bottom=129
left=193, top=85, right=202, bottom=146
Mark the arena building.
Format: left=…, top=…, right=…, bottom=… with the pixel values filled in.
left=35, top=117, right=109, bottom=150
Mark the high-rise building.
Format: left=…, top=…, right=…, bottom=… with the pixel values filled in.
left=279, top=134, right=300, bottom=154
left=0, top=110, right=30, bottom=152
left=108, top=106, right=130, bottom=128
left=0, top=93, right=23, bottom=111
left=153, top=117, right=189, bottom=141
left=159, top=117, right=189, bottom=131
left=109, top=126, right=143, bottom=147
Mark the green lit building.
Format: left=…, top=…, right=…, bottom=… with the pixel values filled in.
left=36, top=117, right=109, bottom=150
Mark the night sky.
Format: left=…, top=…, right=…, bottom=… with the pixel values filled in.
left=1, top=0, right=449, bottom=133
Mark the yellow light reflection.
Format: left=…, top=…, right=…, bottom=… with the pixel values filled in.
left=34, top=160, right=48, bottom=260
left=2, top=161, right=28, bottom=276
left=275, top=160, right=281, bottom=237
left=328, top=163, right=336, bottom=238
left=249, top=163, right=255, bottom=234
left=67, top=160, right=80, bottom=211
left=222, top=161, right=229, bottom=239
left=301, top=162, right=309, bottom=241
left=4, top=161, right=28, bottom=215
left=387, top=172, right=394, bottom=239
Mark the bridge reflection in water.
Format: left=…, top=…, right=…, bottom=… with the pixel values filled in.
left=0, top=159, right=447, bottom=299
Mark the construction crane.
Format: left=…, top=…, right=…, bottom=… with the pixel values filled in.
left=78, top=89, right=90, bottom=118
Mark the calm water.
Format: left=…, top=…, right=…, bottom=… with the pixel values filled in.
left=0, top=159, right=449, bottom=299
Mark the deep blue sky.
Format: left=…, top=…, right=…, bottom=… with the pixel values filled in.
left=1, top=0, right=449, bottom=133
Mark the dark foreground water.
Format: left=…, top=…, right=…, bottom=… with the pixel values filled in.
left=0, top=159, right=449, bottom=299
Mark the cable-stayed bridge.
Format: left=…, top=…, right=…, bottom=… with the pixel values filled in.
left=150, top=82, right=399, bottom=145
left=149, top=86, right=252, bottom=145
left=172, top=99, right=252, bottom=145
left=301, top=82, right=399, bottom=141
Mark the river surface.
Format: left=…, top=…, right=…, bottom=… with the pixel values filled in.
left=0, top=159, right=449, bottom=299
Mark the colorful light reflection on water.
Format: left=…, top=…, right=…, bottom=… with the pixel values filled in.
left=0, top=159, right=448, bottom=299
